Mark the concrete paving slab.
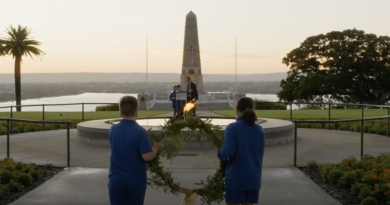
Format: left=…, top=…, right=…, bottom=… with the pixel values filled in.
left=10, top=167, right=341, bottom=205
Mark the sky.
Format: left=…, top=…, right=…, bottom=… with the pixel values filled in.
left=0, top=0, right=389, bottom=75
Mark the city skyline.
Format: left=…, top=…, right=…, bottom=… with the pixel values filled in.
left=0, top=0, right=389, bottom=75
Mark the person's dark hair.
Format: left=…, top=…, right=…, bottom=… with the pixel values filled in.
left=186, top=77, right=191, bottom=81
left=119, top=96, right=138, bottom=118
left=236, top=97, right=257, bottom=126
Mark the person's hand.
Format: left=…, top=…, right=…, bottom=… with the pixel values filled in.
left=153, top=141, right=163, bottom=151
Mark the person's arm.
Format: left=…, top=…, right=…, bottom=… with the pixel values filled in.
left=142, top=146, right=159, bottom=161
left=169, top=92, right=173, bottom=101
left=138, top=130, right=161, bottom=161
left=217, top=125, right=237, bottom=161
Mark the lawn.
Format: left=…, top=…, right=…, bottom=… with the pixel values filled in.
left=214, top=109, right=390, bottom=119
left=0, top=111, right=168, bottom=120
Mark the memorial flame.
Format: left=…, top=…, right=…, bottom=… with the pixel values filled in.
left=183, top=100, right=196, bottom=114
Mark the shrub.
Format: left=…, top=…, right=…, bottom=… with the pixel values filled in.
left=0, top=184, right=10, bottom=200
left=337, top=171, right=357, bottom=188
left=40, top=170, right=48, bottom=177
left=295, top=119, right=390, bottom=137
left=360, top=197, right=378, bottom=205
left=358, top=186, right=371, bottom=200
left=17, top=173, right=32, bottom=186
left=0, top=170, right=13, bottom=184
left=95, top=104, right=119, bottom=111
left=351, top=183, right=366, bottom=196
left=306, top=160, right=318, bottom=171
left=0, top=158, right=55, bottom=201
left=254, top=100, right=287, bottom=110
left=320, top=165, right=332, bottom=182
left=29, top=170, right=40, bottom=180
left=7, top=182, right=21, bottom=192
left=327, top=168, right=343, bottom=185
left=316, top=154, right=390, bottom=204
left=361, top=171, right=380, bottom=186
left=45, top=163, right=53, bottom=170
left=15, top=162, right=24, bottom=171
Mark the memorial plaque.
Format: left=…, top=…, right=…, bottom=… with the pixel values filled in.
left=176, top=93, right=187, bottom=100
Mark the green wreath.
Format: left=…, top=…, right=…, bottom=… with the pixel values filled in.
left=146, top=114, right=227, bottom=205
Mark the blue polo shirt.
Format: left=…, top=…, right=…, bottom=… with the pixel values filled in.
left=108, top=119, right=152, bottom=182
left=217, top=116, right=265, bottom=191
left=169, top=91, right=176, bottom=107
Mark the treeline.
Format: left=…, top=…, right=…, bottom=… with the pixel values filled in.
left=0, top=81, right=281, bottom=102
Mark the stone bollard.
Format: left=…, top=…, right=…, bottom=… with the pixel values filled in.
left=182, top=193, right=197, bottom=205
left=137, top=93, right=149, bottom=110
left=178, top=188, right=197, bottom=205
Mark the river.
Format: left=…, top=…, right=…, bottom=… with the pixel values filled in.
left=0, top=93, right=286, bottom=111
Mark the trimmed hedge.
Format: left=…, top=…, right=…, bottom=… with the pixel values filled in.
left=254, top=101, right=287, bottom=110
left=297, top=119, right=389, bottom=136
left=95, top=104, right=119, bottom=111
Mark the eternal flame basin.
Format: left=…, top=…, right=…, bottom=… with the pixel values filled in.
left=76, top=117, right=294, bottom=149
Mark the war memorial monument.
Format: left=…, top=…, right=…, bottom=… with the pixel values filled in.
left=76, top=12, right=294, bottom=149
left=137, top=11, right=245, bottom=111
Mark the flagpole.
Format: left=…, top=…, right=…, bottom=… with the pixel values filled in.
left=146, top=37, right=148, bottom=94
left=235, top=37, right=238, bottom=93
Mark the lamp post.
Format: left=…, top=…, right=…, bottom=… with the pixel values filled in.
left=235, top=37, right=238, bottom=93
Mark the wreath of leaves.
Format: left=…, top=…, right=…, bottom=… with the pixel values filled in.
left=146, top=114, right=227, bottom=205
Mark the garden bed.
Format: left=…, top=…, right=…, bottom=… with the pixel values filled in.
left=301, top=155, right=390, bottom=205
left=0, top=120, right=81, bottom=135
left=0, top=158, right=62, bottom=205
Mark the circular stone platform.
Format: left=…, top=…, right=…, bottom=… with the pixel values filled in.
left=76, top=117, right=294, bottom=149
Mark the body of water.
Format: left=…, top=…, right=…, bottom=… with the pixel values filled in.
left=0, top=93, right=287, bottom=112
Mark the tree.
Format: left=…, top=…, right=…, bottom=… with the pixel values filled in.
left=0, top=38, right=6, bottom=56
left=2, top=25, right=45, bottom=111
left=278, top=29, right=390, bottom=105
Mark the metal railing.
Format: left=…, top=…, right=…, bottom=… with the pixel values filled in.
left=292, top=115, right=390, bottom=167
left=1, top=101, right=390, bottom=168
left=0, top=117, right=71, bottom=167
left=0, top=102, right=117, bottom=133
left=1, top=101, right=390, bottom=134
left=1, top=101, right=390, bottom=128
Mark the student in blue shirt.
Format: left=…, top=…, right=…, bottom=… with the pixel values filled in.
left=108, top=96, right=163, bottom=205
left=217, top=97, right=265, bottom=205
left=169, top=85, right=177, bottom=117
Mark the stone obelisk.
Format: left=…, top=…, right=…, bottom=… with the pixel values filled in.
left=181, top=11, right=204, bottom=92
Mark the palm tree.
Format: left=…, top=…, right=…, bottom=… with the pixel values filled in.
left=2, top=25, right=45, bottom=111
left=0, top=38, right=6, bottom=56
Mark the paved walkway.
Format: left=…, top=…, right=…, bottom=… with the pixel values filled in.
left=10, top=167, right=341, bottom=205
left=1, top=129, right=390, bottom=168
left=2, top=119, right=390, bottom=205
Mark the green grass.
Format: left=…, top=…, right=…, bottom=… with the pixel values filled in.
left=0, top=111, right=168, bottom=120
left=1, top=109, right=388, bottom=121
left=214, top=109, right=390, bottom=119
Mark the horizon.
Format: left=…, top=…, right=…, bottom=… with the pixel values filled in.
left=1, top=0, right=389, bottom=75
left=0, top=71, right=286, bottom=75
